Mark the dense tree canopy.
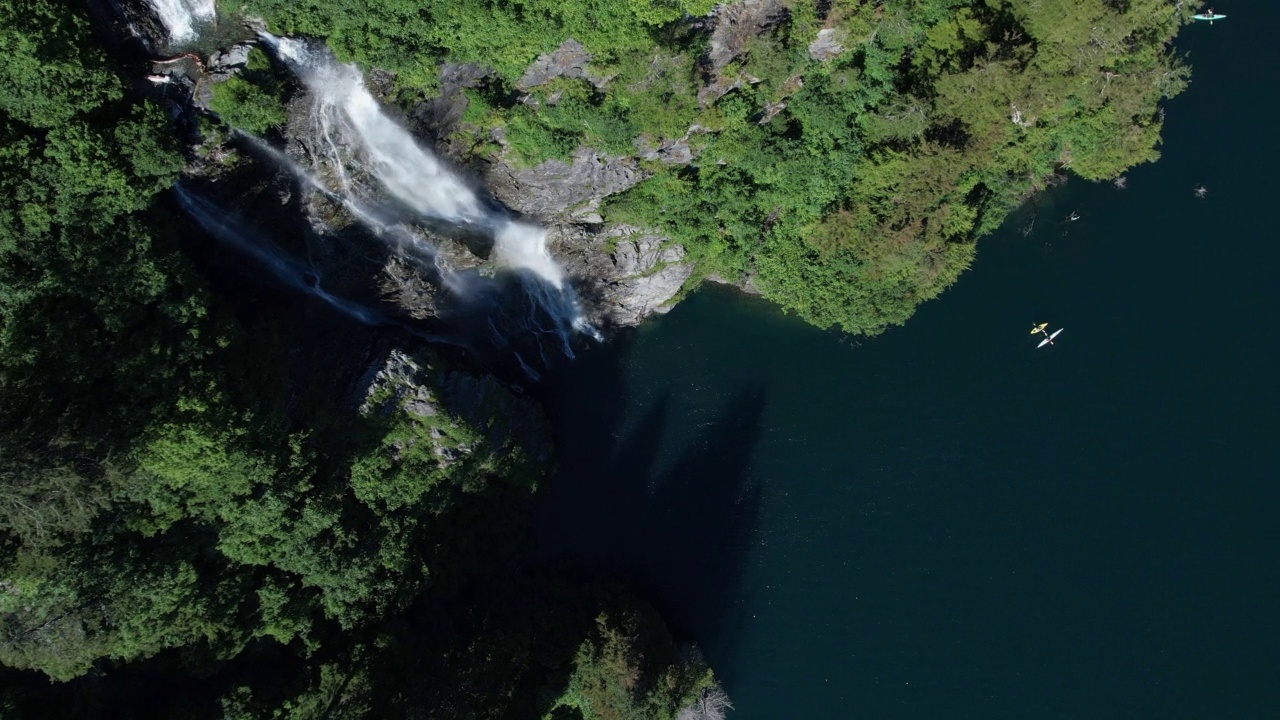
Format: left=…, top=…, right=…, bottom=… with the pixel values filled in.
left=224, top=0, right=1190, bottom=333
left=0, top=0, right=1196, bottom=717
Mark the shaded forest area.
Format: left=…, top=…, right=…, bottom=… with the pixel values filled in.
left=1, top=0, right=1194, bottom=718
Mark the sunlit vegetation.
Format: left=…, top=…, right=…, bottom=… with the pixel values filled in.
left=209, top=48, right=289, bottom=133
left=230, top=0, right=1189, bottom=333
left=0, top=0, right=1194, bottom=716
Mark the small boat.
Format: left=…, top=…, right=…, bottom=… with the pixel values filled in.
left=1192, top=13, right=1227, bottom=23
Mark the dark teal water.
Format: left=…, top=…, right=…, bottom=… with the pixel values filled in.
left=538, top=7, right=1279, bottom=717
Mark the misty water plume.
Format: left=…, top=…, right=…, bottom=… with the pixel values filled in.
left=146, top=0, right=216, bottom=45
left=232, top=130, right=465, bottom=293
left=174, top=184, right=390, bottom=326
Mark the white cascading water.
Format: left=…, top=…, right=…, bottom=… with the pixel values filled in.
left=147, top=0, right=216, bottom=44
left=233, top=130, right=465, bottom=285
left=251, top=34, right=600, bottom=373
left=264, top=37, right=482, bottom=221
left=260, top=35, right=573, bottom=292
left=493, top=221, right=565, bottom=289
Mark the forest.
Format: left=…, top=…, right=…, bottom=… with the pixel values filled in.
left=1, top=0, right=1193, bottom=717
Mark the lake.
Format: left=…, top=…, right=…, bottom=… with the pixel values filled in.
left=537, top=5, right=1280, bottom=717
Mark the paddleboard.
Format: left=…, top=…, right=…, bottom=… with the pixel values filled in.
left=1036, top=328, right=1064, bottom=348
left=1192, top=13, right=1226, bottom=21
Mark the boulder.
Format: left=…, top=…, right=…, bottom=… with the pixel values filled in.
left=555, top=224, right=695, bottom=327
left=208, top=43, right=254, bottom=81
left=807, top=28, right=847, bottom=62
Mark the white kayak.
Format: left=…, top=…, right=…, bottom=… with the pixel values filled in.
left=1037, top=328, right=1064, bottom=348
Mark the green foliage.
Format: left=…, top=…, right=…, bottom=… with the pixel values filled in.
left=0, top=0, right=120, bottom=128
left=0, top=535, right=248, bottom=681
left=236, top=0, right=1191, bottom=334
left=0, top=0, right=1196, bottom=716
left=552, top=612, right=711, bottom=720
left=597, top=0, right=1190, bottom=332
left=627, top=0, right=717, bottom=27
left=228, top=0, right=688, bottom=84
left=503, top=78, right=640, bottom=166
left=0, top=0, right=207, bottom=562
left=209, top=49, right=290, bottom=133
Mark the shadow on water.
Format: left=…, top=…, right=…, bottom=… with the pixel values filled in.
left=535, top=333, right=765, bottom=683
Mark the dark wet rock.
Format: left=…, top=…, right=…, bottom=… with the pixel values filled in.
left=411, top=63, right=494, bottom=154
left=89, top=0, right=170, bottom=54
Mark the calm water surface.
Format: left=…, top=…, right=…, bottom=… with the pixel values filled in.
left=538, top=7, right=1279, bottom=717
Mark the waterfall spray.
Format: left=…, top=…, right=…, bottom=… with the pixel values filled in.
left=146, top=0, right=216, bottom=45
left=232, top=131, right=469, bottom=296
left=174, top=184, right=389, bottom=326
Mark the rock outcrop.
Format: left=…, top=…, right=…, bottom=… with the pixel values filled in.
left=208, top=43, right=253, bottom=80
left=516, top=39, right=610, bottom=91
left=807, top=28, right=847, bottom=62
left=486, top=148, right=644, bottom=220
left=483, top=146, right=695, bottom=328
left=698, top=0, right=788, bottom=106
left=635, top=126, right=705, bottom=166
left=411, top=62, right=492, bottom=145
left=359, top=348, right=552, bottom=465
left=705, top=0, right=788, bottom=74
left=555, top=224, right=694, bottom=327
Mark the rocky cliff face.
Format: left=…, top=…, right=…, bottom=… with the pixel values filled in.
left=358, top=347, right=553, bottom=467
left=135, top=1, right=811, bottom=335
left=481, top=148, right=694, bottom=328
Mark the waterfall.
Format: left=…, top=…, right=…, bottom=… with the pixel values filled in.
left=173, top=184, right=389, bottom=326
left=235, top=128, right=591, bottom=368
left=262, top=36, right=484, bottom=224
left=252, top=34, right=599, bottom=373
left=232, top=130, right=469, bottom=296
left=146, top=0, right=216, bottom=45
left=259, top=35, right=574, bottom=293
left=493, top=221, right=565, bottom=289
